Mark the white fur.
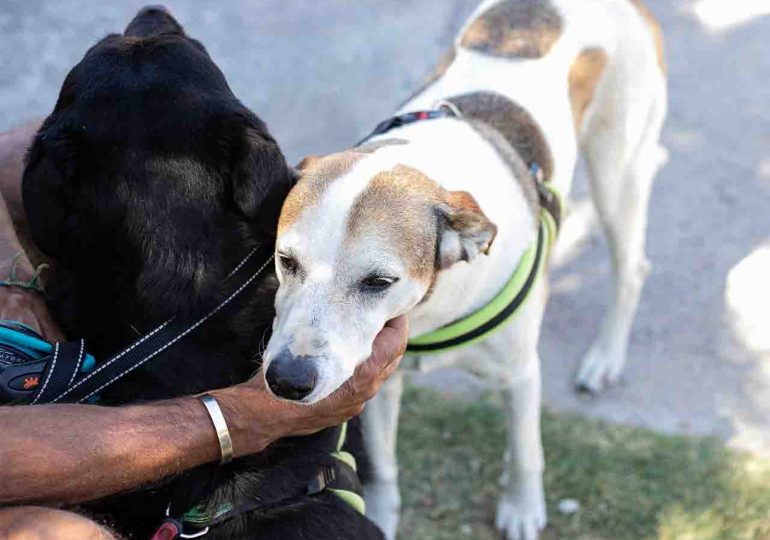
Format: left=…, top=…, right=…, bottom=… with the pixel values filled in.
left=366, top=2, right=668, bottom=539
left=269, top=1, right=667, bottom=539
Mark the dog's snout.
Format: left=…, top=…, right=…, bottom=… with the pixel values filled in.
left=124, top=5, right=183, bottom=38
left=265, top=351, right=319, bottom=401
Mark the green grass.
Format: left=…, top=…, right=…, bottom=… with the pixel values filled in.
left=396, top=386, right=770, bottom=540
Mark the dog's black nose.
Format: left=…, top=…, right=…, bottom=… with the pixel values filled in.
left=125, top=5, right=184, bottom=38
left=265, top=351, right=319, bottom=401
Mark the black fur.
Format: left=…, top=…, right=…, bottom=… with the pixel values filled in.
left=22, top=7, right=381, bottom=540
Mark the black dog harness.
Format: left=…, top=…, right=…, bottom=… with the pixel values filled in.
left=3, top=243, right=273, bottom=405
left=153, top=423, right=365, bottom=540
left=358, top=97, right=562, bottom=354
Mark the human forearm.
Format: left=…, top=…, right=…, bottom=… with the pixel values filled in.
left=0, top=398, right=221, bottom=506
left=0, top=316, right=408, bottom=507
left=0, top=120, right=42, bottom=257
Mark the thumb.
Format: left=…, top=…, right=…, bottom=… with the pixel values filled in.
left=357, top=315, right=409, bottom=378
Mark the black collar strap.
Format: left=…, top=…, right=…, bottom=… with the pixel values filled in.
left=357, top=106, right=458, bottom=146
left=358, top=104, right=561, bottom=228
left=31, top=243, right=274, bottom=405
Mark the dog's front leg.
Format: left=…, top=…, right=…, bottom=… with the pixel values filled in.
left=361, top=370, right=404, bottom=540
left=496, top=358, right=546, bottom=540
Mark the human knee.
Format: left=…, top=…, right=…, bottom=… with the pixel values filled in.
left=0, top=506, right=115, bottom=540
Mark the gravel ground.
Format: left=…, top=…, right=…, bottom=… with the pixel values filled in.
left=1, top=1, right=768, bottom=452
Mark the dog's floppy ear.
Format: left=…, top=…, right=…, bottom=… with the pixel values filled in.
left=295, top=155, right=321, bottom=171
left=232, top=125, right=296, bottom=230
left=22, top=126, right=79, bottom=259
left=436, top=191, right=497, bottom=269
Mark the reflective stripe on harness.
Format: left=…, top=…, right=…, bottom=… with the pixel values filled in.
left=23, top=243, right=274, bottom=405
left=407, top=176, right=561, bottom=354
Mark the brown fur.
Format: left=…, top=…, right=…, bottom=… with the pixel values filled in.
left=282, top=140, right=409, bottom=235
left=629, top=0, right=667, bottom=73
left=345, top=165, right=440, bottom=281
left=460, top=0, right=562, bottom=59
left=448, top=92, right=554, bottom=182
left=443, top=191, right=498, bottom=258
left=278, top=151, right=364, bottom=234
left=568, top=48, right=609, bottom=132
left=345, top=165, right=496, bottom=280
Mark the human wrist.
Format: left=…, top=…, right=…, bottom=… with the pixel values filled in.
left=198, top=395, right=234, bottom=464
left=207, top=385, right=281, bottom=458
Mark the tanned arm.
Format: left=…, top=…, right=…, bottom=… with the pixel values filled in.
left=0, top=120, right=64, bottom=341
left=0, top=122, right=408, bottom=506
left=0, top=316, right=407, bottom=506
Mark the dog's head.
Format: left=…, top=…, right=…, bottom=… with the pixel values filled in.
left=23, top=7, right=294, bottom=344
left=264, top=146, right=497, bottom=402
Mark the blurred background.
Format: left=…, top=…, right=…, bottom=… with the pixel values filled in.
left=1, top=1, right=769, bottom=538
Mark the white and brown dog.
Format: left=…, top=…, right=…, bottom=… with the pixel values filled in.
left=263, top=1, right=667, bottom=538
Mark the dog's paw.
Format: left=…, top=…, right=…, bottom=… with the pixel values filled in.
left=575, top=342, right=626, bottom=393
left=364, top=480, right=401, bottom=540
left=495, top=492, right=546, bottom=540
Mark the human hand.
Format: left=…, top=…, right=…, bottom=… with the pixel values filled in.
left=213, top=315, right=408, bottom=457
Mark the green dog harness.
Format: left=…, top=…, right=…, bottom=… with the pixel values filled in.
left=358, top=97, right=563, bottom=355
left=407, top=164, right=562, bottom=354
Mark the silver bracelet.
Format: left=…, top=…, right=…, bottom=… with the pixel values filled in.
left=199, top=394, right=234, bottom=465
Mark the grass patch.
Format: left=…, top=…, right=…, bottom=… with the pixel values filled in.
left=397, top=386, right=770, bottom=539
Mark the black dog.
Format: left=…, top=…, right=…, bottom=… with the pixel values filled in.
left=22, top=7, right=383, bottom=540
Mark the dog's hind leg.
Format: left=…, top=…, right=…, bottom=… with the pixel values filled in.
left=575, top=68, right=668, bottom=393
left=361, top=371, right=404, bottom=540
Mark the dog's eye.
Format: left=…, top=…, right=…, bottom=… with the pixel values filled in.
left=360, top=275, right=399, bottom=293
left=278, top=254, right=299, bottom=276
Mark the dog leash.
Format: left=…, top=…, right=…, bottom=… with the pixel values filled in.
left=357, top=99, right=563, bottom=354
left=0, top=242, right=274, bottom=405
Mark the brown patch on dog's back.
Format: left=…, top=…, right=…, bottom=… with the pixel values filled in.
left=346, top=165, right=442, bottom=281
left=568, top=48, right=609, bottom=132
left=448, top=92, right=553, bottom=183
left=278, top=151, right=364, bottom=234
left=628, top=0, right=667, bottom=74
left=460, top=0, right=562, bottom=59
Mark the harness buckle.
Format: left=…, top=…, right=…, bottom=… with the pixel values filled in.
left=307, top=464, right=336, bottom=495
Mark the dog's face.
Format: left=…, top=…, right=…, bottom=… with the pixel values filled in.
left=264, top=147, right=497, bottom=402
left=22, top=7, right=294, bottom=337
